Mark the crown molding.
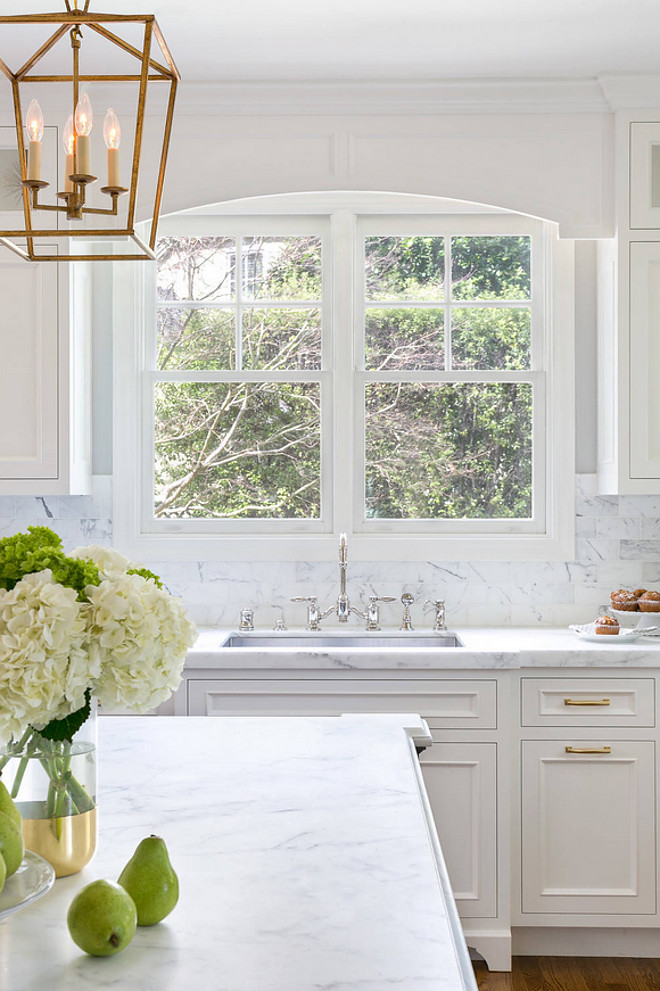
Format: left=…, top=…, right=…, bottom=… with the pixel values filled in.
left=11, top=74, right=660, bottom=122
left=598, top=74, right=660, bottom=110
left=112, top=78, right=611, bottom=117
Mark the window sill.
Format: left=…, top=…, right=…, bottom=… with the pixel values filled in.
left=112, top=526, right=576, bottom=563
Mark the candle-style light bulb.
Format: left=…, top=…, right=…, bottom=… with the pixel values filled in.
left=63, top=115, right=75, bottom=156
left=26, top=99, right=44, bottom=143
left=63, top=115, right=75, bottom=193
left=103, top=108, right=121, bottom=188
left=25, top=98, right=44, bottom=181
left=103, top=108, right=120, bottom=150
left=74, top=92, right=93, bottom=137
left=74, top=92, right=93, bottom=175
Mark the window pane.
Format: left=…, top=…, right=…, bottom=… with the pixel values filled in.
left=157, top=308, right=235, bottom=370
left=154, top=382, right=321, bottom=519
left=365, top=236, right=444, bottom=301
left=451, top=308, right=531, bottom=370
left=365, top=382, right=532, bottom=519
left=156, top=236, right=235, bottom=302
left=242, top=307, right=321, bottom=370
left=451, top=236, right=531, bottom=300
left=365, top=308, right=445, bottom=370
left=242, top=236, right=322, bottom=301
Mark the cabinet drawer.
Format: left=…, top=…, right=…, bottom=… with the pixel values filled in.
left=188, top=678, right=496, bottom=727
left=521, top=678, right=655, bottom=727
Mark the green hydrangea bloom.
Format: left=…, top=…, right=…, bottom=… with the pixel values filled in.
left=127, top=566, right=164, bottom=589
left=0, top=526, right=101, bottom=600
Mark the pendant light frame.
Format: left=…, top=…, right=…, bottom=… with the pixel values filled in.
left=0, top=2, right=180, bottom=261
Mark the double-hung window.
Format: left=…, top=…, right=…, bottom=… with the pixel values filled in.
left=114, top=199, right=574, bottom=561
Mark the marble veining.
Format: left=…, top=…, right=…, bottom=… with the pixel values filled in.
left=1, top=715, right=475, bottom=991
left=188, top=627, right=660, bottom=671
left=3, top=473, right=660, bottom=629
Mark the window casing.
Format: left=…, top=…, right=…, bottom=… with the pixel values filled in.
left=113, top=198, right=574, bottom=561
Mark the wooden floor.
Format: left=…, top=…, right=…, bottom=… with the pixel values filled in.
left=474, top=957, right=660, bottom=990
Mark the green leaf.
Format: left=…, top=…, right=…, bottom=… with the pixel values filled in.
left=36, top=689, right=92, bottom=743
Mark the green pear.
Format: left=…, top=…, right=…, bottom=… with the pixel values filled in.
left=0, top=775, right=21, bottom=829
left=118, top=835, right=179, bottom=926
left=0, top=810, right=24, bottom=877
left=0, top=851, right=6, bottom=894
left=67, top=879, right=137, bottom=957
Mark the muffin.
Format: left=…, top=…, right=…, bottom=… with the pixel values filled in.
left=633, top=588, right=648, bottom=599
left=638, top=590, right=660, bottom=612
left=594, top=615, right=620, bottom=635
left=610, top=589, right=639, bottom=611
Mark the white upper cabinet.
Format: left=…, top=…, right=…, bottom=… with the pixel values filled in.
left=597, top=113, right=660, bottom=494
left=630, top=123, right=660, bottom=230
left=0, top=247, right=91, bottom=494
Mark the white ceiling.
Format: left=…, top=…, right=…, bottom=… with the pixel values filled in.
left=6, top=0, right=660, bottom=83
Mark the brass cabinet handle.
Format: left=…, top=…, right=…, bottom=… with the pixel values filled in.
left=565, top=746, right=612, bottom=754
left=563, top=698, right=611, bottom=706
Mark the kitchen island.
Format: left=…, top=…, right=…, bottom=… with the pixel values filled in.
left=0, top=714, right=476, bottom=991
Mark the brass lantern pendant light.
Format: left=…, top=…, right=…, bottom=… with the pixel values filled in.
left=0, top=0, right=179, bottom=261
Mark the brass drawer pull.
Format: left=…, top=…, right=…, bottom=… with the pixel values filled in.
left=563, top=698, right=611, bottom=706
left=565, top=746, right=612, bottom=754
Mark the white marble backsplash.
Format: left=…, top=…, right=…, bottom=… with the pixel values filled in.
left=1, top=473, right=659, bottom=629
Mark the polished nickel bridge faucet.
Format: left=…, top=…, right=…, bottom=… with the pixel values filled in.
left=291, top=533, right=395, bottom=631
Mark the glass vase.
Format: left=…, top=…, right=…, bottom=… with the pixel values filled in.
left=0, top=705, right=97, bottom=877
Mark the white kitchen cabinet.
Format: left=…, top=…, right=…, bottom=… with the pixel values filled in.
left=630, top=122, right=660, bottom=230
left=420, top=741, right=497, bottom=919
left=0, top=246, right=91, bottom=494
left=597, top=113, right=660, bottom=493
left=521, top=676, right=655, bottom=727
left=187, top=677, right=497, bottom=727
left=521, top=739, right=655, bottom=916
left=629, top=242, right=660, bottom=479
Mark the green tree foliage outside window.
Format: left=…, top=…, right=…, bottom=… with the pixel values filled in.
left=153, top=230, right=533, bottom=523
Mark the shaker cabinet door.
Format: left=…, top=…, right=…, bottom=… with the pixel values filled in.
left=420, top=742, right=497, bottom=918
left=629, top=242, right=660, bottom=479
left=0, top=252, right=58, bottom=479
left=630, top=122, right=660, bottom=229
left=521, top=740, right=655, bottom=915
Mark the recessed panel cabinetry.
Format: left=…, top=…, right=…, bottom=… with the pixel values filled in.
left=630, top=122, right=660, bottom=230
left=519, top=674, right=657, bottom=921
left=0, top=246, right=90, bottom=494
left=180, top=663, right=660, bottom=965
left=597, top=115, right=660, bottom=493
left=521, top=739, right=655, bottom=915
left=419, top=741, right=497, bottom=919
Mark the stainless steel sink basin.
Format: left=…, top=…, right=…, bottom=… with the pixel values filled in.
left=222, top=632, right=462, bottom=649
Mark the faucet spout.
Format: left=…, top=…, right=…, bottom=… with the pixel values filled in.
left=337, top=532, right=349, bottom=621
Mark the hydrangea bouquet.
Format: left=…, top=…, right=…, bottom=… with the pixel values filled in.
left=0, top=527, right=197, bottom=817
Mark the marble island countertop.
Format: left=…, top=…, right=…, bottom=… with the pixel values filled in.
left=1, top=715, right=476, bottom=991
left=187, top=625, right=660, bottom=670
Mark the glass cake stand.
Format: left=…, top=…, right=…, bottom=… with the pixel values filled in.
left=0, top=851, right=55, bottom=921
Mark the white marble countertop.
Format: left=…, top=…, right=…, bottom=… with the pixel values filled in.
left=1, top=714, right=476, bottom=991
left=187, top=626, right=660, bottom=670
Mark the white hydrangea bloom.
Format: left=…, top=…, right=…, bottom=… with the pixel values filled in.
left=85, top=572, right=197, bottom=713
left=0, top=570, right=95, bottom=746
left=71, top=544, right=133, bottom=578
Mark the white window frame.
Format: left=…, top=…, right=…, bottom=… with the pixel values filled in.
left=113, top=194, right=575, bottom=562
